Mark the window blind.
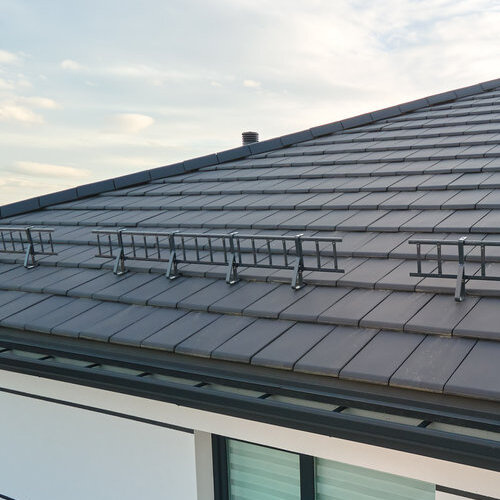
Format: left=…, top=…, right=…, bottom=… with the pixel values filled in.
left=227, top=439, right=301, bottom=500
left=315, top=458, right=435, bottom=500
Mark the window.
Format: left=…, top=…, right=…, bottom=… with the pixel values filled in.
left=213, top=437, right=435, bottom=500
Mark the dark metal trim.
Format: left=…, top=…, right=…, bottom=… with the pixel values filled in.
left=437, top=485, right=500, bottom=500
left=0, top=355, right=499, bottom=472
left=212, top=435, right=229, bottom=500
left=300, top=454, right=315, bottom=500
left=0, top=385, right=193, bottom=434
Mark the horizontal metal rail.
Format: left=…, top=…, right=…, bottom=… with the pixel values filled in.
left=0, top=226, right=56, bottom=268
left=93, top=229, right=344, bottom=289
left=409, top=236, right=500, bottom=301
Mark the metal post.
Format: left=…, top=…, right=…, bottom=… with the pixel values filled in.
left=226, top=232, right=239, bottom=285
left=292, top=234, right=305, bottom=290
left=23, top=226, right=36, bottom=269
left=166, top=232, right=179, bottom=279
left=455, top=236, right=467, bottom=302
left=113, top=229, right=127, bottom=275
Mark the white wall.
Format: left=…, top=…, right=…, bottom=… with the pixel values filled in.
left=0, top=369, right=499, bottom=499
left=0, top=389, right=197, bottom=500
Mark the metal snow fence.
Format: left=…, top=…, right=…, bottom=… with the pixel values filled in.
left=409, top=236, right=500, bottom=301
left=0, top=226, right=56, bottom=268
left=93, top=229, right=343, bottom=289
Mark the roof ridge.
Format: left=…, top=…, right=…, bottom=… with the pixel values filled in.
left=2, top=77, right=500, bottom=219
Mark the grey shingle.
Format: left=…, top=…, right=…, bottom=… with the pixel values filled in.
left=26, top=298, right=100, bottom=334
left=110, top=308, right=187, bottom=346
left=445, top=340, right=500, bottom=400
left=318, top=289, right=390, bottom=326
left=142, top=311, right=220, bottom=351
left=340, top=330, right=425, bottom=384
left=391, top=336, right=475, bottom=392
left=251, top=323, right=333, bottom=370
left=360, top=291, right=433, bottom=330
left=148, top=278, right=215, bottom=307
left=177, top=279, right=245, bottom=311
left=294, top=326, right=378, bottom=376
left=244, top=285, right=312, bottom=318
left=1, top=295, right=74, bottom=330
left=175, top=315, right=256, bottom=357
left=471, top=209, right=500, bottom=232
left=435, top=209, right=490, bottom=232
left=280, top=286, right=351, bottom=321
left=208, top=281, right=279, bottom=314
left=80, top=304, right=152, bottom=342
left=367, top=210, right=420, bottom=231
left=400, top=210, right=454, bottom=232
left=52, top=301, right=128, bottom=337
left=337, top=259, right=403, bottom=289
left=454, top=297, right=500, bottom=340
left=211, top=318, right=294, bottom=363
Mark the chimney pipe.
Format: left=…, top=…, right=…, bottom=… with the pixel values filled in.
left=242, top=131, right=259, bottom=146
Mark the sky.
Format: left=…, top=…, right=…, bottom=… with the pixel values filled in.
left=1, top=0, right=499, bottom=204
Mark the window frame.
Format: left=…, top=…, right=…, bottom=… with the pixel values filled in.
left=212, top=435, right=316, bottom=500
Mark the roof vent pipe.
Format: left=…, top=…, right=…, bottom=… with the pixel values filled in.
left=242, top=131, right=259, bottom=146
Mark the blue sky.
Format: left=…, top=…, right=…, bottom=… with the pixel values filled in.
left=1, top=0, right=499, bottom=203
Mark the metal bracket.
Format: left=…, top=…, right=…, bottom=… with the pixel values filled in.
left=112, top=229, right=127, bottom=275
left=291, top=234, right=305, bottom=290
left=166, top=232, right=179, bottom=279
left=23, top=227, right=36, bottom=269
left=225, top=232, right=239, bottom=285
left=455, top=236, right=467, bottom=302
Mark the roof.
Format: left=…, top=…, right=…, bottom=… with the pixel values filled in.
left=1, top=79, right=500, bottom=468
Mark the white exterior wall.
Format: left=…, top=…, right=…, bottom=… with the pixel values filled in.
left=0, top=369, right=498, bottom=500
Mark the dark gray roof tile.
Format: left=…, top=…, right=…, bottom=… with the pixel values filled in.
left=52, top=301, right=128, bottom=337
left=175, top=315, right=256, bottom=357
left=211, top=318, right=294, bottom=363
left=391, top=336, right=475, bottom=392
left=318, top=289, right=390, bottom=326
left=79, top=304, right=152, bottom=342
left=442, top=189, right=491, bottom=209
left=400, top=210, right=454, bottom=232
left=294, top=326, right=378, bottom=376
left=244, top=284, right=313, bottom=318
left=0, top=292, right=50, bottom=322
left=340, top=330, right=425, bottom=384
left=454, top=297, right=500, bottom=340
left=405, top=294, right=479, bottom=335
left=337, top=259, right=403, bottom=289
left=471, top=209, right=500, bottom=232
left=177, top=279, right=245, bottom=311
left=360, top=291, right=433, bottom=330
left=1, top=295, right=74, bottom=330
left=445, top=340, right=500, bottom=400
left=209, top=282, right=279, bottom=314
left=148, top=277, right=215, bottom=308
left=251, top=323, right=333, bottom=370
left=142, top=311, right=220, bottom=351
left=26, top=298, right=100, bottom=334
left=110, top=308, right=187, bottom=346
left=280, top=286, right=351, bottom=322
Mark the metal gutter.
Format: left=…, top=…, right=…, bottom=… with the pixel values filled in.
left=0, top=340, right=498, bottom=472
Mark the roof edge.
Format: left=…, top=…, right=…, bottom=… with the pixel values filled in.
left=2, top=77, right=500, bottom=219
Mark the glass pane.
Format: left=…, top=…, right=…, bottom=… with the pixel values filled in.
left=315, top=458, right=435, bottom=500
left=227, top=439, right=301, bottom=500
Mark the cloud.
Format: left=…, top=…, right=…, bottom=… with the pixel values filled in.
left=0, top=102, right=42, bottom=123
left=0, top=49, right=19, bottom=64
left=108, top=113, right=154, bottom=134
left=15, top=161, right=89, bottom=178
left=60, top=59, right=82, bottom=71
left=243, top=79, right=261, bottom=88
left=19, top=96, right=58, bottom=109
left=0, top=78, right=14, bottom=90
